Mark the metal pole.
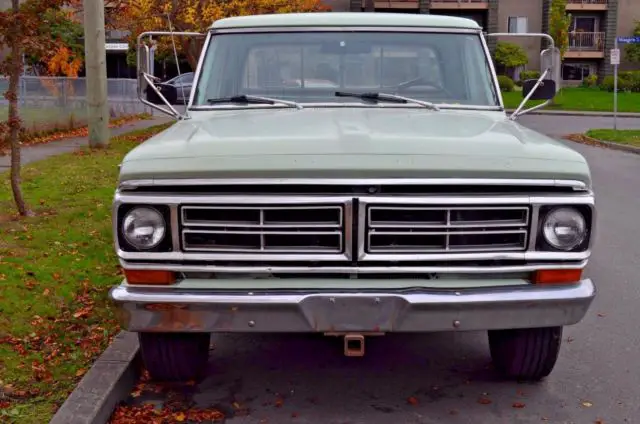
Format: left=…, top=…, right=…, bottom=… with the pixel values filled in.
left=83, top=0, right=110, bottom=147
left=613, top=37, right=618, bottom=131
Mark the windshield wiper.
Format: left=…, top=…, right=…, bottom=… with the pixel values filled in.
left=335, top=91, right=439, bottom=111
left=206, top=95, right=303, bottom=110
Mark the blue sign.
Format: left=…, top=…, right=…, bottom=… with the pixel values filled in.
left=617, top=36, right=640, bottom=44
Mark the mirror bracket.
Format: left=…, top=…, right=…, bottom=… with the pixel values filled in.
left=137, top=31, right=204, bottom=119
left=485, top=32, right=560, bottom=121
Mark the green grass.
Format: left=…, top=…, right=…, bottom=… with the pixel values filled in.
left=0, top=123, right=172, bottom=423
left=501, top=87, right=640, bottom=113
left=585, top=129, right=640, bottom=147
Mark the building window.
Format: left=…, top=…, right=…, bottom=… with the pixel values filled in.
left=508, top=17, right=528, bottom=34
left=562, top=63, right=596, bottom=81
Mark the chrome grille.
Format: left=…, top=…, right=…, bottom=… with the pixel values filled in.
left=180, top=205, right=345, bottom=253
left=365, top=205, right=530, bottom=254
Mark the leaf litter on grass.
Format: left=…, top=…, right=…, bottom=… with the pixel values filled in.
left=0, top=122, right=173, bottom=423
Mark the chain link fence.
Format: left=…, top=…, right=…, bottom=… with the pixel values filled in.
left=0, top=76, right=152, bottom=131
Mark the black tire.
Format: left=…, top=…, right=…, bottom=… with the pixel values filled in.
left=138, top=332, right=211, bottom=382
left=488, top=326, right=563, bottom=381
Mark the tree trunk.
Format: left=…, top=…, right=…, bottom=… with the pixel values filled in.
left=8, top=0, right=33, bottom=217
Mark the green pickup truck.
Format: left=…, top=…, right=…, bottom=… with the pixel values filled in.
left=110, top=12, right=596, bottom=383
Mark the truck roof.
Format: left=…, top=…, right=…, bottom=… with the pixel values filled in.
left=209, top=12, right=482, bottom=31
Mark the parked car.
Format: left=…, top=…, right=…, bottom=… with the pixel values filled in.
left=112, top=13, right=596, bottom=384
left=161, top=72, right=194, bottom=104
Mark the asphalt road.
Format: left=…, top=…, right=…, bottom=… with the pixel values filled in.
left=132, top=114, right=640, bottom=424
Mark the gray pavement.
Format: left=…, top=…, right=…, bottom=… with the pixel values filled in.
left=125, top=114, right=640, bottom=424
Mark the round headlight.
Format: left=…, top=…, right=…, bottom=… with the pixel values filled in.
left=541, top=207, right=587, bottom=251
left=122, top=207, right=166, bottom=250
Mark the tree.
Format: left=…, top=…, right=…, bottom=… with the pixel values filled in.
left=21, top=6, right=84, bottom=76
left=548, top=0, right=571, bottom=60
left=111, top=0, right=331, bottom=70
left=0, top=0, right=68, bottom=216
left=624, top=20, right=640, bottom=64
left=494, top=41, right=528, bottom=79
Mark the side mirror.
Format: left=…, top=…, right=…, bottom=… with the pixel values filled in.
left=136, top=31, right=204, bottom=118
left=540, top=47, right=561, bottom=93
left=146, top=83, right=177, bottom=105
left=522, top=79, right=556, bottom=101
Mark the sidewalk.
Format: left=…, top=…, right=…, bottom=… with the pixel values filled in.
left=0, top=115, right=175, bottom=171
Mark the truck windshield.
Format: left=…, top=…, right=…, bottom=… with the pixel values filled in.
left=192, top=30, right=499, bottom=108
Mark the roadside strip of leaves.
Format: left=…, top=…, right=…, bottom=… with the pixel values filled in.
left=109, top=370, right=225, bottom=423
left=0, top=113, right=152, bottom=156
left=0, top=122, right=173, bottom=424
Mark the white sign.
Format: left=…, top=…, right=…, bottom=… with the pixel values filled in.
left=105, top=42, right=129, bottom=52
left=610, top=48, right=621, bottom=65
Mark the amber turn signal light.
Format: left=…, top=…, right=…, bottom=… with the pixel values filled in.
left=532, top=269, right=583, bottom=284
left=124, top=269, right=176, bottom=285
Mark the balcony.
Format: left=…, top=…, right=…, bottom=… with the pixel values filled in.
left=430, top=0, right=488, bottom=10
left=566, top=0, right=608, bottom=11
left=565, top=31, right=605, bottom=58
left=373, top=0, right=418, bottom=9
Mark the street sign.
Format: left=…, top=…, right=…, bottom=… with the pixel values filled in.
left=610, top=48, right=620, bottom=65
left=617, top=36, right=640, bottom=44
left=105, top=42, right=128, bottom=52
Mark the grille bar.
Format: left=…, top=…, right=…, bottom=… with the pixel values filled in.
left=182, top=205, right=343, bottom=228
left=182, top=229, right=343, bottom=253
left=180, top=204, right=347, bottom=255
left=365, top=205, right=530, bottom=254
left=368, top=206, right=529, bottom=228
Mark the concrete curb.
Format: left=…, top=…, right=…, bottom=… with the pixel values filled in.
left=49, top=331, right=140, bottom=424
left=591, top=138, right=640, bottom=155
left=505, top=109, right=640, bottom=118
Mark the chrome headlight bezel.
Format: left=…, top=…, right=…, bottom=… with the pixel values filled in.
left=116, top=204, right=172, bottom=252
left=537, top=205, right=591, bottom=252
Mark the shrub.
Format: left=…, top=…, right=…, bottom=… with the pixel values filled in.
left=494, top=42, right=529, bottom=69
left=583, top=74, right=598, bottom=88
left=519, top=70, right=541, bottom=83
left=498, top=75, right=515, bottom=92
left=600, top=70, right=640, bottom=92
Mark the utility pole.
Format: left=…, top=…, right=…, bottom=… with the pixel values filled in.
left=83, top=0, right=110, bottom=148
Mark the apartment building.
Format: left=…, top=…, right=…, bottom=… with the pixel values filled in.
left=344, top=0, right=640, bottom=82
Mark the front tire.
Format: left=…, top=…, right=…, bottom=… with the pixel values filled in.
left=488, top=326, right=563, bottom=381
left=138, top=332, right=211, bottom=382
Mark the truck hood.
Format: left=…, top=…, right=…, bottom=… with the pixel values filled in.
left=120, top=108, right=591, bottom=185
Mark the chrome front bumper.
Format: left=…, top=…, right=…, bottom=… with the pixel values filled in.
left=109, top=279, right=596, bottom=333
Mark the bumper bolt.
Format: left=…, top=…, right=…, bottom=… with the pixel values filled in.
left=453, top=320, right=461, bottom=328
left=248, top=320, right=256, bottom=327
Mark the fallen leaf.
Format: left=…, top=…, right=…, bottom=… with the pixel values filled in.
left=512, top=402, right=526, bottom=408
left=75, top=369, right=86, bottom=377
left=594, top=420, right=605, bottom=424
left=407, top=396, right=419, bottom=405
left=291, top=412, right=299, bottom=418
left=274, top=398, right=284, bottom=408
left=175, top=412, right=186, bottom=422
left=478, top=397, right=492, bottom=405
left=597, top=313, right=606, bottom=317
left=582, top=401, right=593, bottom=408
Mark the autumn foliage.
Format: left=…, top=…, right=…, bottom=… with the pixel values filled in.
left=548, top=0, right=571, bottom=59
left=110, top=0, right=330, bottom=69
